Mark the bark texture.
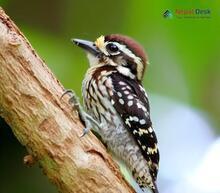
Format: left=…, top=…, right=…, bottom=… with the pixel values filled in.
left=0, top=7, right=135, bottom=193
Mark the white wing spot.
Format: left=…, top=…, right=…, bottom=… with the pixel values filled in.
left=119, top=81, right=126, bottom=85
left=136, top=102, right=141, bottom=108
left=133, top=116, right=139, bottom=122
left=142, top=106, right=147, bottom=112
left=148, top=127, right=153, bottom=133
left=126, top=86, right=131, bottom=90
left=119, top=98, right=124, bottom=105
left=127, top=95, right=134, bottom=99
left=128, top=100, right=133, bottom=107
left=111, top=99, right=115, bottom=105
left=139, top=119, right=146, bottom=125
left=124, top=90, right=129, bottom=95
left=122, top=87, right=127, bottom=90
left=117, top=92, right=122, bottom=97
left=137, top=102, right=147, bottom=112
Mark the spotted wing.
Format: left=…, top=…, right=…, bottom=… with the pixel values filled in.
left=110, top=73, right=159, bottom=180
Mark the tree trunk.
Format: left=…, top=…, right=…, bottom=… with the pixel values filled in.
left=0, top=7, right=135, bottom=193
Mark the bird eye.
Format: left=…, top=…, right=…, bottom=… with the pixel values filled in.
left=106, top=43, right=119, bottom=53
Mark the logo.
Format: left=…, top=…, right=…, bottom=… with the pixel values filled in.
left=163, top=10, right=173, bottom=18
left=176, top=9, right=211, bottom=19
left=163, top=9, right=211, bottom=19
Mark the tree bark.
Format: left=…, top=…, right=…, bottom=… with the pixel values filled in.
left=0, top=7, right=135, bottom=193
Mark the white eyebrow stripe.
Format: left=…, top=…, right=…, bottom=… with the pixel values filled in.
left=110, top=42, right=142, bottom=64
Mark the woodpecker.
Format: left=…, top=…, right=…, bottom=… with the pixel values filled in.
left=71, top=34, right=159, bottom=193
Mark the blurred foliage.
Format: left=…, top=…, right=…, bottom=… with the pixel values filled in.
left=0, top=0, right=219, bottom=193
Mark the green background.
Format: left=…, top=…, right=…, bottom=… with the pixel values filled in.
left=0, top=1, right=219, bottom=193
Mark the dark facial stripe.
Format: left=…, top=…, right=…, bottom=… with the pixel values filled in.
left=110, top=53, right=138, bottom=80
left=123, top=54, right=138, bottom=76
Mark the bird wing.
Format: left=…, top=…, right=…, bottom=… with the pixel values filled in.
left=109, top=72, right=159, bottom=180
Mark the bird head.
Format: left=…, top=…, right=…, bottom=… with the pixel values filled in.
left=73, top=34, right=148, bottom=81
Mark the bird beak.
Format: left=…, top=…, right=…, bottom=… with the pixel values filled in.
left=72, top=38, right=100, bottom=56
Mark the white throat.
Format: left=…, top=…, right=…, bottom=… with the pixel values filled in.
left=86, top=53, right=99, bottom=67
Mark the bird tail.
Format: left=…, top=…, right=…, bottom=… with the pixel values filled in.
left=151, top=181, right=159, bottom=193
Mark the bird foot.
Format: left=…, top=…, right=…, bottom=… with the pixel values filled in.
left=61, top=89, right=101, bottom=137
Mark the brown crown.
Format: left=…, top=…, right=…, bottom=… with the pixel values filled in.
left=105, top=34, right=147, bottom=64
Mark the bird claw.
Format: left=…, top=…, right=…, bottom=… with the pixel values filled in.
left=60, top=89, right=74, bottom=100
left=61, top=89, right=101, bottom=138
left=61, top=89, right=80, bottom=111
left=80, top=127, right=91, bottom=138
